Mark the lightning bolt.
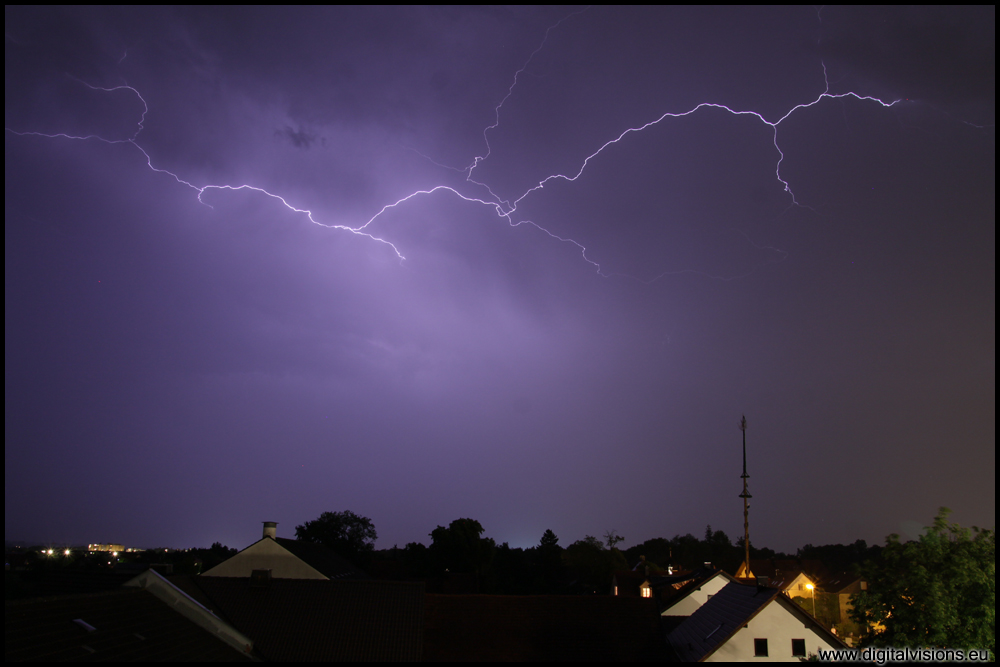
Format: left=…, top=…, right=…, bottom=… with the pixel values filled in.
left=504, top=62, right=901, bottom=212
left=6, top=79, right=412, bottom=259
left=5, top=12, right=915, bottom=282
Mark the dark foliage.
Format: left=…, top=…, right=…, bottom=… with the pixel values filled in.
left=797, top=539, right=881, bottom=574
left=851, top=508, right=995, bottom=657
left=295, top=510, right=378, bottom=568
left=429, top=518, right=496, bottom=577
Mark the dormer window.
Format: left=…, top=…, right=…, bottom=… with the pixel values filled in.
left=640, top=583, right=652, bottom=598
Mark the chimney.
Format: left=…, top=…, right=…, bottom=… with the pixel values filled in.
left=262, top=521, right=277, bottom=540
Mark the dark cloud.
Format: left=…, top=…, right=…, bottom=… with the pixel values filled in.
left=5, top=7, right=994, bottom=552
left=817, top=6, right=994, bottom=119
left=276, top=125, right=322, bottom=149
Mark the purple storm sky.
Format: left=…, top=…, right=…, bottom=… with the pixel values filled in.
left=5, top=7, right=994, bottom=553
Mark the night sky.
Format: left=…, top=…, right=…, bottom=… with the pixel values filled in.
left=5, top=7, right=994, bottom=553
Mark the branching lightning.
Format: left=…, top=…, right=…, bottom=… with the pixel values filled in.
left=6, top=11, right=909, bottom=281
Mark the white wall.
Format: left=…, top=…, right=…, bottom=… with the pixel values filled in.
left=706, top=596, right=839, bottom=662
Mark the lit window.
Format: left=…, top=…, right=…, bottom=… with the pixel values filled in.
left=641, top=585, right=652, bottom=598
left=754, top=638, right=768, bottom=657
left=792, top=639, right=806, bottom=657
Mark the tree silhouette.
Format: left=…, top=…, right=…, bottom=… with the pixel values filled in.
left=603, top=529, right=625, bottom=550
left=429, top=518, right=496, bottom=576
left=295, top=510, right=377, bottom=567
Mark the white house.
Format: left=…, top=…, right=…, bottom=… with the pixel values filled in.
left=668, top=580, right=846, bottom=662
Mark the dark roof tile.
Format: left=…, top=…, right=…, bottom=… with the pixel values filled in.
left=424, top=594, right=666, bottom=661
left=4, top=588, right=250, bottom=662
left=191, top=577, right=425, bottom=662
left=667, top=581, right=779, bottom=662
left=667, top=580, right=847, bottom=661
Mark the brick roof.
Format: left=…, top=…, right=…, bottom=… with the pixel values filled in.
left=6, top=569, right=141, bottom=599
left=4, top=588, right=251, bottom=661
left=189, top=577, right=425, bottom=661
left=424, top=594, right=666, bottom=661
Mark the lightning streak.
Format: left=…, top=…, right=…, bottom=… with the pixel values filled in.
left=507, top=82, right=902, bottom=213
left=6, top=14, right=906, bottom=280
left=7, top=79, right=408, bottom=258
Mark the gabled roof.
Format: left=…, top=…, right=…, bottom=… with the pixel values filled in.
left=424, top=594, right=666, bottom=661
left=614, top=566, right=722, bottom=601
left=659, top=568, right=729, bottom=598
left=660, top=569, right=735, bottom=613
left=667, top=581, right=846, bottom=662
left=187, top=577, right=425, bottom=662
left=819, top=571, right=863, bottom=594
left=612, top=571, right=651, bottom=596
left=125, top=569, right=254, bottom=655
left=770, top=569, right=815, bottom=593
left=4, top=588, right=251, bottom=662
left=668, top=582, right=781, bottom=662
left=748, top=558, right=827, bottom=587
left=201, top=536, right=367, bottom=580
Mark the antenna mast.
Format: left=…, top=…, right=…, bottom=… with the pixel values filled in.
left=738, top=415, right=753, bottom=579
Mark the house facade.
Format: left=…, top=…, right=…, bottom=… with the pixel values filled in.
left=668, top=580, right=846, bottom=662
